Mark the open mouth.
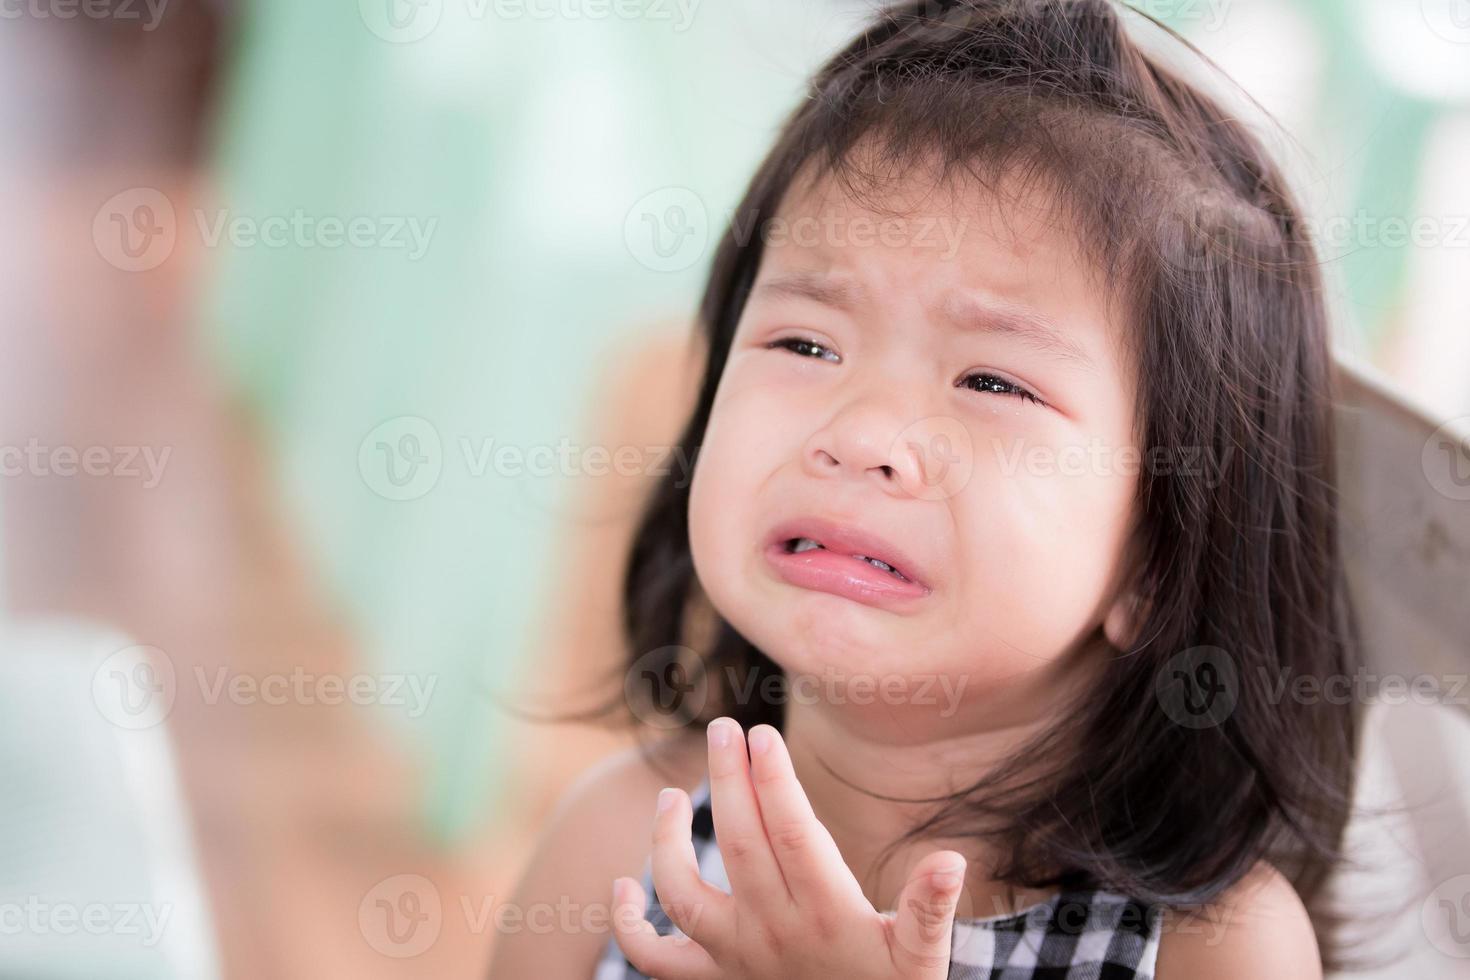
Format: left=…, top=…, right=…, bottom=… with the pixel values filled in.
left=782, top=536, right=914, bottom=584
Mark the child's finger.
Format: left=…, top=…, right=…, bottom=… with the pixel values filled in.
left=650, top=786, right=733, bottom=949
left=888, top=851, right=965, bottom=979
left=610, top=875, right=721, bottom=980
left=705, top=716, right=791, bottom=911
left=745, top=724, right=868, bottom=911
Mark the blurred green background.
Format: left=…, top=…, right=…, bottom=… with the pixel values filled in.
left=199, top=0, right=1470, bottom=844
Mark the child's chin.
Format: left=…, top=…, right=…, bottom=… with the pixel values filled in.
left=760, top=637, right=926, bottom=688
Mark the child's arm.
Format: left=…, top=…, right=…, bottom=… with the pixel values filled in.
left=1154, top=861, right=1322, bottom=979
left=487, top=733, right=707, bottom=980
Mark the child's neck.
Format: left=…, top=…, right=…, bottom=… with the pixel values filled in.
left=780, top=645, right=1101, bottom=919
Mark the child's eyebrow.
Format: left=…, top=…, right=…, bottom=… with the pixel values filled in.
left=754, top=271, right=1095, bottom=370
left=941, top=293, right=1095, bottom=370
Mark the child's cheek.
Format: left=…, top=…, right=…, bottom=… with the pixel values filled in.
left=685, top=383, right=782, bottom=614
left=952, top=427, right=1138, bottom=657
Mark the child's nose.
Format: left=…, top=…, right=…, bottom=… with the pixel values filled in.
left=800, top=397, right=961, bottom=501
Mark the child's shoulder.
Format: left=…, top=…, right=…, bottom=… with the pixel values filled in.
left=1154, top=860, right=1321, bottom=979
left=488, top=731, right=708, bottom=980
left=556, top=729, right=711, bottom=830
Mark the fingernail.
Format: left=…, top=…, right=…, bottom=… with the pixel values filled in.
left=708, top=718, right=732, bottom=748
left=657, top=787, right=676, bottom=813
left=612, top=877, right=627, bottom=903
left=748, top=725, right=772, bottom=755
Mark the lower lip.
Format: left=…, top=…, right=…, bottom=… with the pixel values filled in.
left=763, top=542, right=932, bottom=608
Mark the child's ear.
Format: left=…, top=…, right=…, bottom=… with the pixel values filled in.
left=1103, top=589, right=1143, bottom=651
left=1103, top=521, right=1150, bottom=651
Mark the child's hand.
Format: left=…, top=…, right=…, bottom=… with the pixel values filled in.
left=611, top=716, right=967, bottom=980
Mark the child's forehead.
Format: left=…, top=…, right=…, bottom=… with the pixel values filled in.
left=775, top=153, right=1098, bottom=271
left=769, top=156, right=1117, bottom=309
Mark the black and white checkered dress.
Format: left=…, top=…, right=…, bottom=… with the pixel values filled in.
left=594, top=777, right=1162, bottom=979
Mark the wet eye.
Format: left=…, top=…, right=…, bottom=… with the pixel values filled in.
left=960, top=371, right=1045, bottom=407
left=768, top=337, right=840, bottom=362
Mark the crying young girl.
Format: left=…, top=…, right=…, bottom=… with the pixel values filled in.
left=492, top=1, right=1362, bottom=977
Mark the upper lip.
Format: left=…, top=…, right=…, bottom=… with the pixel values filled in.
left=765, top=515, right=932, bottom=589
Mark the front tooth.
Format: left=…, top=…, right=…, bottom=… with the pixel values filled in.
left=790, top=540, right=908, bottom=580
left=855, top=555, right=906, bottom=580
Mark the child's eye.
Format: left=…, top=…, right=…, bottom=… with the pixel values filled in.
left=768, top=336, right=841, bottom=362
left=959, top=371, right=1045, bottom=407
left=769, top=337, right=1044, bottom=407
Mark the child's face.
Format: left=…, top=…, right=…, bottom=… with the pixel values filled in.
left=687, top=160, right=1142, bottom=721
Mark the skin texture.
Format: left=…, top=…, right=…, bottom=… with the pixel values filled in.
left=1154, top=861, right=1323, bottom=980
left=489, top=160, right=1324, bottom=978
